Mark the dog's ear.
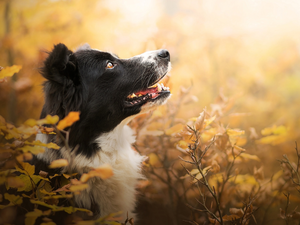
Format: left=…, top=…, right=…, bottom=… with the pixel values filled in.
left=41, top=43, right=78, bottom=85
left=40, top=44, right=82, bottom=119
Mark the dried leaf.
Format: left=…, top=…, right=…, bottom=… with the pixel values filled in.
left=195, top=110, right=206, bottom=131
left=57, top=111, right=80, bottom=130
left=6, top=176, right=25, bottom=189
left=229, top=208, right=244, bottom=217
left=222, top=214, right=240, bottom=221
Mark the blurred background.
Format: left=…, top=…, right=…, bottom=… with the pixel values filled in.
left=1, top=0, right=300, bottom=224
left=1, top=0, right=300, bottom=134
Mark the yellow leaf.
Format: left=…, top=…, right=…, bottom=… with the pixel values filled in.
left=4, top=193, right=23, bottom=205
left=148, top=153, right=162, bottom=167
left=227, top=129, right=245, bottom=136
left=18, top=145, right=45, bottom=155
left=16, top=162, right=35, bottom=175
left=16, top=153, right=33, bottom=162
left=240, top=153, right=261, bottom=162
left=234, top=174, right=258, bottom=186
left=165, top=123, right=184, bottom=135
left=92, top=164, right=114, bottom=180
left=57, top=111, right=80, bottom=130
left=49, top=159, right=69, bottom=169
left=45, top=115, right=59, bottom=125
left=261, top=125, right=288, bottom=136
left=69, top=183, right=89, bottom=192
left=0, top=65, right=22, bottom=79
left=17, top=175, right=42, bottom=192
left=204, top=115, right=216, bottom=128
left=177, top=140, right=189, bottom=149
left=25, top=140, right=60, bottom=150
left=24, top=119, right=37, bottom=127
left=194, top=166, right=211, bottom=182
left=40, top=222, right=56, bottom=225
left=272, top=170, right=283, bottom=181
left=25, top=209, right=43, bottom=225
left=16, top=125, right=38, bottom=138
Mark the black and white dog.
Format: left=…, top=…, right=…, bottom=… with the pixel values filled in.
left=35, top=43, right=171, bottom=221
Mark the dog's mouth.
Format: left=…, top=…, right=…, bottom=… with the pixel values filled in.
left=124, top=75, right=170, bottom=107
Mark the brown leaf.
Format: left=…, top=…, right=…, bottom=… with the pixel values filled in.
left=6, top=177, right=25, bottom=188
left=229, top=208, right=244, bottom=217
left=195, top=110, right=206, bottom=131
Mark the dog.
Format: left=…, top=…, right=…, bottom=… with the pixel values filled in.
left=34, top=43, right=171, bottom=222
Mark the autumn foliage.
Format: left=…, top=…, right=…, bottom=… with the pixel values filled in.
left=1, top=0, right=300, bottom=224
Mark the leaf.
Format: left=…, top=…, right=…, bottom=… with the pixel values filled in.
left=57, top=111, right=80, bottom=130
left=229, top=208, right=244, bottom=217
left=177, top=140, right=189, bottom=149
left=30, top=199, right=92, bottom=215
left=18, top=145, right=45, bottom=154
left=6, top=176, right=25, bottom=189
left=240, top=153, right=261, bottom=162
left=17, top=174, right=43, bottom=192
left=222, top=214, right=240, bottom=221
left=195, top=110, right=206, bottom=131
left=227, top=129, right=245, bottom=136
left=0, top=65, right=22, bottom=79
left=69, top=183, right=89, bottom=192
left=80, top=164, right=114, bottom=183
left=49, top=159, right=69, bottom=169
left=25, top=209, right=43, bottom=225
left=261, top=125, right=288, bottom=136
left=45, top=115, right=60, bottom=125
left=165, top=123, right=185, bottom=135
left=204, top=115, right=216, bottom=128
left=41, top=222, right=56, bottom=225
left=16, top=161, right=35, bottom=175
left=4, top=193, right=23, bottom=205
left=25, top=140, right=60, bottom=150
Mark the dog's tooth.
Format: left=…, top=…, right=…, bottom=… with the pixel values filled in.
left=157, top=83, right=162, bottom=92
left=149, top=83, right=158, bottom=88
left=128, top=93, right=136, bottom=98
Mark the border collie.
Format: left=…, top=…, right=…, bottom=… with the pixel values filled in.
left=35, top=43, right=171, bottom=221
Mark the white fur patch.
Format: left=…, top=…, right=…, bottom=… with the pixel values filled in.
left=37, top=121, right=145, bottom=221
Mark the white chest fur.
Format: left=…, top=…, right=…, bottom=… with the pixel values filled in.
left=37, top=124, right=145, bottom=220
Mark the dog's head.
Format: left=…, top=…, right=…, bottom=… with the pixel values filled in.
left=40, top=43, right=171, bottom=152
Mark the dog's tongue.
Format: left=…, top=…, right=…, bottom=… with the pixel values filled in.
left=135, top=87, right=158, bottom=96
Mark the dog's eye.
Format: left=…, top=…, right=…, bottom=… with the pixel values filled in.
left=106, top=61, right=115, bottom=69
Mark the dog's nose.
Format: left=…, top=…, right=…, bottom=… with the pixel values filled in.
left=158, top=49, right=170, bottom=61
